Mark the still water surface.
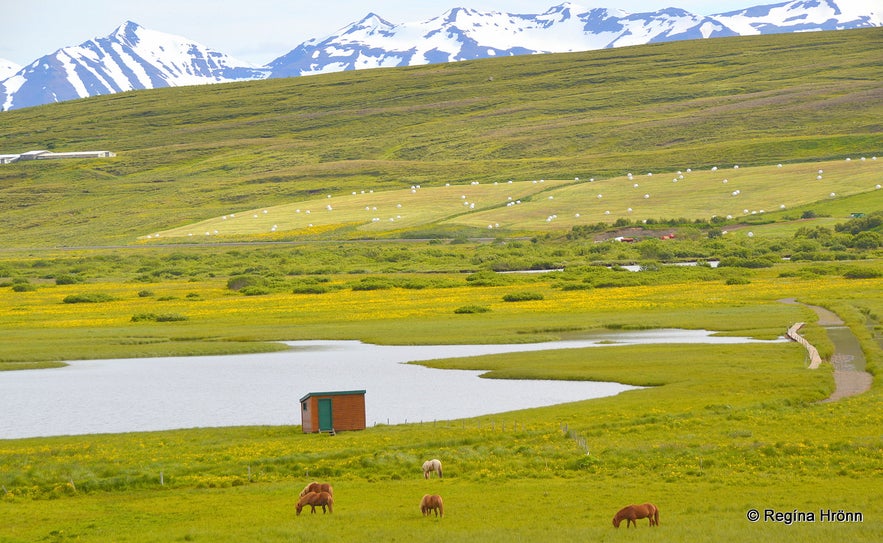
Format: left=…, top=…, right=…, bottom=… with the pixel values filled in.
left=0, top=329, right=783, bottom=439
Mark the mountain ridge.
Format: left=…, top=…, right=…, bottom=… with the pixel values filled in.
left=1, top=0, right=879, bottom=111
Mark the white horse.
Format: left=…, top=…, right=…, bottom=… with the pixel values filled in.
left=422, top=459, right=442, bottom=479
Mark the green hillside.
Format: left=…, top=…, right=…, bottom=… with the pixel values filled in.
left=0, top=28, right=881, bottom=247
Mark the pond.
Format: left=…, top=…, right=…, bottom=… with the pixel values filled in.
left=0, top=329, right=784, bottom=439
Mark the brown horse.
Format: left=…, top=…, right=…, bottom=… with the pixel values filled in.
left=613, top=503, right=659, bottom=528
left=299, top=481, right=334, bottom=497
left=296, top=491, right=334, bottom=515
left=420, top=494, right=444, bottom=518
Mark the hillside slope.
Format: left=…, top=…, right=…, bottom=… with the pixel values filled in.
left=0, top=29, right=880, bottom=247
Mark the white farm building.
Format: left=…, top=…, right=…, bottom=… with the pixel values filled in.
left=0, top=150, right=116, bottom=164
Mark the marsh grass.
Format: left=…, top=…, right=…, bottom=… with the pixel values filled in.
left=1, top=257, right=880, bottom=365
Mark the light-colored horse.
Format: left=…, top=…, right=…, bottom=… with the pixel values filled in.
left=422, top=459, right=442, bottom=479
left=296, top=491, right=334, bottom=515
left=299, top=481, right=333, bottom=497
left=420, top=494, right=444, bottom=517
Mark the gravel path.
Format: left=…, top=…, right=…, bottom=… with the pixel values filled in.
left=780, top=299, right=873, bottom=402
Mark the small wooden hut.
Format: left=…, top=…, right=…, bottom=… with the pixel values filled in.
left=299, top=390, right=366, bottom=433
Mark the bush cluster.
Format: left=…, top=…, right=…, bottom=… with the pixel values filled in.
left=131, top=313, right=189, bottom=322
left=502, top=291, right=545, bottom=302
left=63, top=293, right=115, bottom=303
left=454, top=305, right=492, bottom=314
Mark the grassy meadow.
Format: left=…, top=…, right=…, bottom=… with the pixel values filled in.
left=0, top=28, right=881, bottom=542
left=144, top=158, right=882, bottom=240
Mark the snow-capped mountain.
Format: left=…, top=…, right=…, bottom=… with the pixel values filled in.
left=712, top=0, right=880, bottom=35
left=266, top=6, right=739, bottom=77
left=2, top=0, right=879, bottom=111
left=268, top=0, right=878, bottom=77
left=0, top=21, right=267, bottom=111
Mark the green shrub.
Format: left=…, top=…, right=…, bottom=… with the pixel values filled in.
left=502, top=291, right=545, bottom=302
left=55, top=274, right=82, bottom=285
left=63, top=293, right=115, bottom=303
left=155, top=313, right=189, bottom=322
left=560, top=283, right=593, bottom=291
left=131, top=313, right=188, bottom=322
left=850, top=232, right=882, bottom=249
left=12, top=283, right=36, bottom=292
left=718, top=257, right=775, bottom=268
left=131, top=313, right=157, bottom=322
left=240, top=286, right=271, bottom=296
left=293, top=285, right=330, bottom=294
left=227, top=275, right=265, bottom=291
left=454, top=305, right=492, bottom=314
left=843, top=268, right=882, bottom=279
left=466, top=271, right=515, bottom=287
left=350, top=277, right=394, bottom=291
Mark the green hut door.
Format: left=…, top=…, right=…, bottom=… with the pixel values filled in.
left=318, top=398, right=333, bottom=432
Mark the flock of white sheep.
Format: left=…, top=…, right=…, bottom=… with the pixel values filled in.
left=143, top=156, right=879, bottom=240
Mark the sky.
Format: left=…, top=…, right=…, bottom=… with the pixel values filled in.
left=3, top=0, right=756, bottom=66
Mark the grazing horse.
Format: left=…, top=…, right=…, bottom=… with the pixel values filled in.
left=299, top=481, right=333, bottom=497
left=296, top=491, right=334, bottom=515
left=420, top=494, right=444, bottom=518
left=422, top=459, right=443, bottom=479
left=613, top=503, right=659, bottom=528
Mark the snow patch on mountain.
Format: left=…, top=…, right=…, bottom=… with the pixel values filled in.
left=0, top=59, right=20, bottom=80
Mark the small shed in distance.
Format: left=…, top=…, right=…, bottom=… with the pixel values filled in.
left=300, top=390, right=366, bottom=433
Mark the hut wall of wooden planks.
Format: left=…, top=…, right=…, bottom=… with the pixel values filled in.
left=299, top=390, right=366, bottom=433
